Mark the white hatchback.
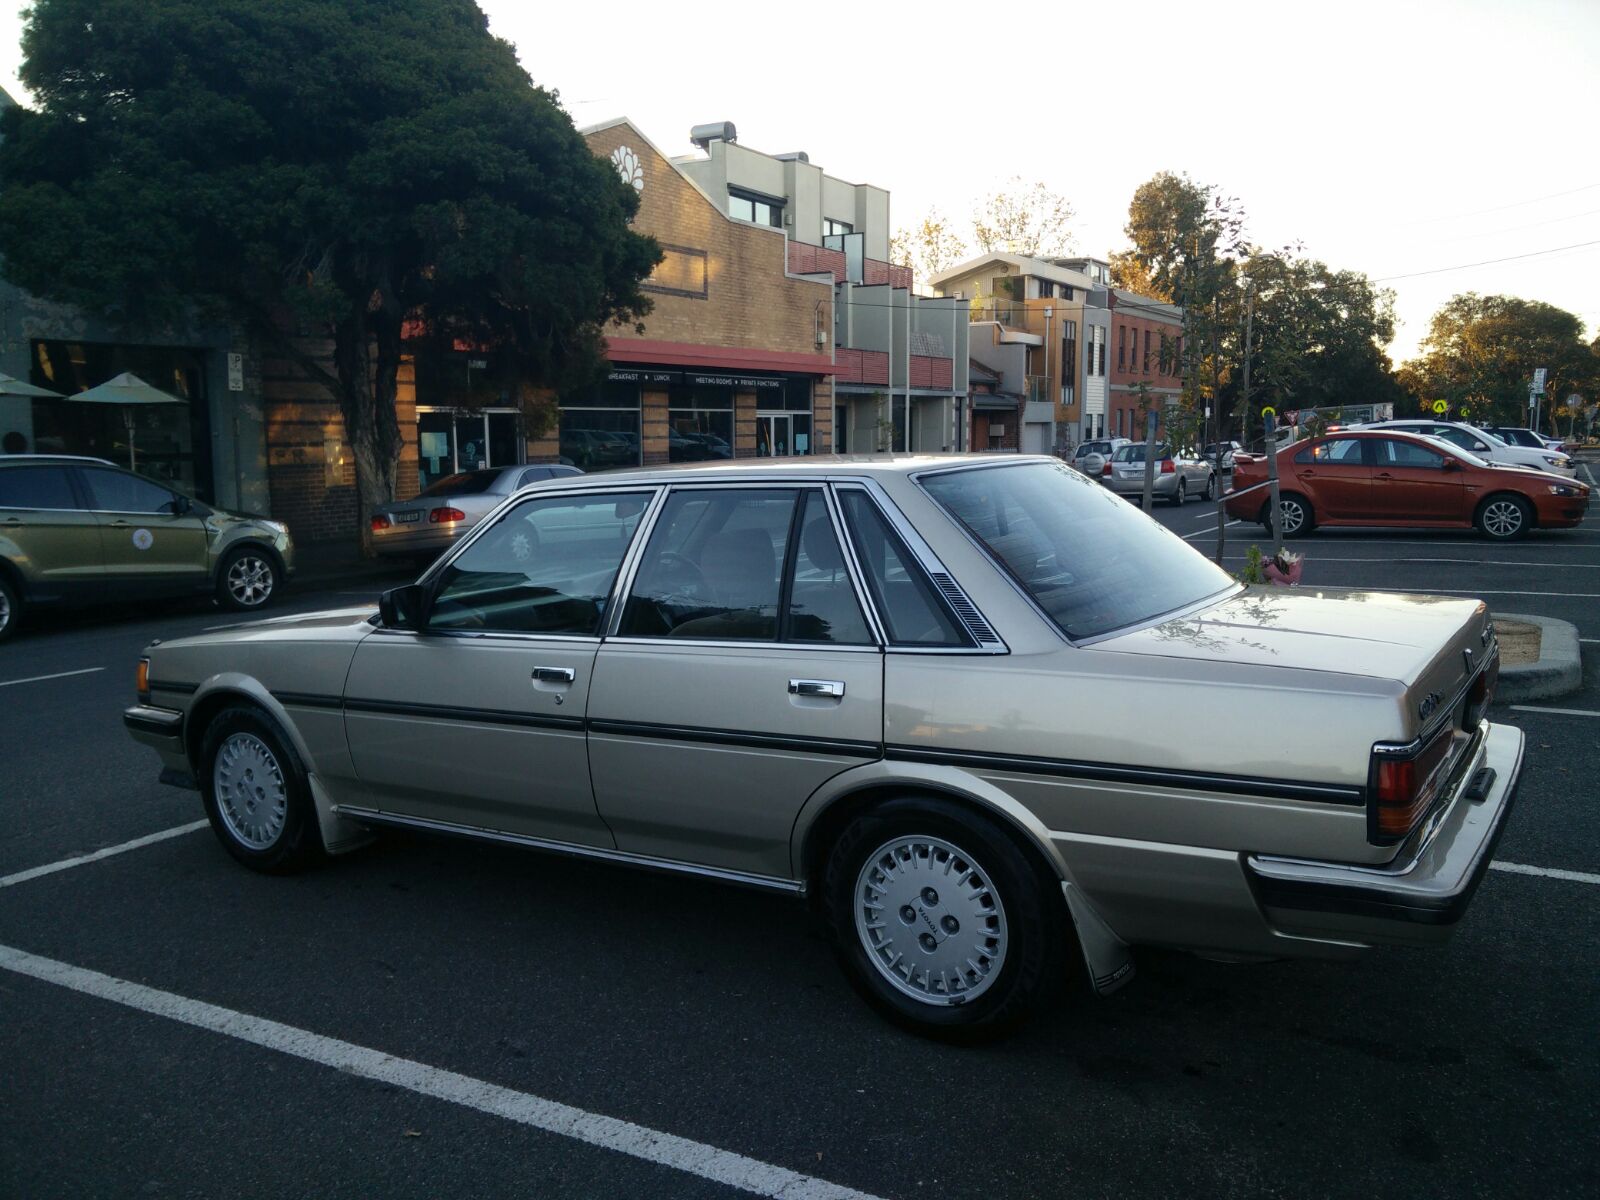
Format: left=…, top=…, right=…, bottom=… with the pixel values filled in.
left=1357, top=421, right=1576, bottom=478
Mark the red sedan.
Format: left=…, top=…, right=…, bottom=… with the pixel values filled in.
left=1227, top=429, right=1590, bottom=540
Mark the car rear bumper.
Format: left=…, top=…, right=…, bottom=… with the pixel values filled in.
left=371, top=527, right=466, bottom=557
left=1105, top=472, right=1178, bottom=497
left=1244, top=720, right=1523, bottom=944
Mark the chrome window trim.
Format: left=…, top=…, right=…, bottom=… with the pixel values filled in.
left=832, top=481, right=1009, bottom=656
left=601, top=635, right=881, bottom=655
left=820, top=483, right=888, bottom=647
left=907, top=457, right=1243, bottom=648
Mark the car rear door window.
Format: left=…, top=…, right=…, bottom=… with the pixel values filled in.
left=786, top=491, right=871, bottom=645
left=81, top=468, right=180, bottom=513
left=0, top=466, right=78, bottom=509
left=837, top=489, right=970, bottom=647
left=1375, top=439, right=1448, bottom=469
left=1294, top=438, right=1364, bottom=465
left=427, top=492, right=652, bottom=635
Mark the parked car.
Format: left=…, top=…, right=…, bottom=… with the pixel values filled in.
left=1069, top=437, right=1130, bottom=478
left=1356, top=420, right=1575, bottom=477
left=1100, top=442, right=1216, bottom=504
left=560, top=428, right=638, bottom=473
left=1227, top=429, right=1590, bottom=539
left=1202, top=440, right=1244, bottom=472
left=123, top=455, right=1522, bottom=1041
left=369, top=464, right=582, bottom=561
left=1485, top=426, right=1570, bottom=454
left=0, top=453, right=294, bottom=642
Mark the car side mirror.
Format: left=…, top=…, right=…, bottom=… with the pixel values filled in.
left=379, top=583, right=428, bottom=630
left=170, top=494, right=192, bottom=515
left=1440, top=458, right=1460, bottom=471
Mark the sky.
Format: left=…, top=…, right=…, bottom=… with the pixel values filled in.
left=2, top=0, right=1596, bottom=365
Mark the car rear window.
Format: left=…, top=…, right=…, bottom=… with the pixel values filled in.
left=920, top=461, right=1236, bottom=640
left=1111, top=444, right=1169, bottom=463
left=0, top=465, right=77, bottom=509
left=419, top=469, right=504, bottom=497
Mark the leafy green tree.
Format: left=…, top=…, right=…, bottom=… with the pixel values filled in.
left=0, top=0, right=659, bottom=543
left=1399, top=295, right=1594, bottom=429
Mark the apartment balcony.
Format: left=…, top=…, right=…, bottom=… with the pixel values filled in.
left=1025, top=375, right=1051, bottom=404
left=863, top=259, right=915, bottom=290
left=909, top=355, right=954, bottom=391
left=835, top=348, right=890, bottom=386
left=787, top=241, right=847, bottom=279
left=969, top=299, right=1053, bottom=345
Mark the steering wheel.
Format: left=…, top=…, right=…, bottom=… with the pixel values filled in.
left=652, top=550, right=714, bottom=604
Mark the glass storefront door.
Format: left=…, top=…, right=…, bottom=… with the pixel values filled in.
left=756, top=413, right=812, bottom=458
left=417, top=409, right=523, bottom=491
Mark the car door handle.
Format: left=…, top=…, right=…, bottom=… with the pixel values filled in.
left=532, top=666, right=575, bottom=684
left=789, top=678, right=844, bottom=698
left=108, top=519, right=132, bottom=527
left=1375, top=472, right=1392, bottom=480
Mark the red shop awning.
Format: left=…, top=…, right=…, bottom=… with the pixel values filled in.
left=605, top=337, right=837, bottom=376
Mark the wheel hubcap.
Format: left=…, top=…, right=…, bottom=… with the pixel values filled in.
left=1484, top=501, right=1522, bottom=537
left=228, top=556, right=274, bottom=606
left=213, top=732, right=287, bottom=849
left=854, top=836, right=1008, bottom=1006
left=1282, top=502, right=1304, bottom=534
left=0, top=589, right=10, bottom=633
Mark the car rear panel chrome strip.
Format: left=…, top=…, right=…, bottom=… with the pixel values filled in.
left=333, top=806, right=806, bottom=897
left=588, top=718, right=881, bottom=758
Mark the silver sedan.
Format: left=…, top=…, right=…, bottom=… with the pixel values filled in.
left=369, top=464, right=582, bottom=561
left=1100, top=443, right=1215, bottom=504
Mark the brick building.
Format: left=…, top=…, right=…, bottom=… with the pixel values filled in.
left=1107, top=289, right=1184, bottom=442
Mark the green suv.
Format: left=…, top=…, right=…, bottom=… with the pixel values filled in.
left=0, top=455, right=294, bottom=641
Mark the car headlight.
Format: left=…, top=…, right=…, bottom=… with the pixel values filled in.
left=1549, top=483, right=1581, bottom=497
left=1545, top=455, right=1571, bottom=469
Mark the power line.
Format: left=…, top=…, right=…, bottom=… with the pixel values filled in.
left=1390, top=182, right=1600, bottom=228
left=1372, top=239, right=1600, bottom=282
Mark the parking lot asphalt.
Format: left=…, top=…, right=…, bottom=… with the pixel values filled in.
left=2, top=468, right=1598, bottom=1199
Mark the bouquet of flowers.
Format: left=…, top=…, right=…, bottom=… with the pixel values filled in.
left=1263, top=547, right=1303, bottom=586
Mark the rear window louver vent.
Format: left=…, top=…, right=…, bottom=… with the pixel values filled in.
left=928, top=572, right=1001, bottom=645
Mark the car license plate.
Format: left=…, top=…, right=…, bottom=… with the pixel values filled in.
left=395, top=510, right=421, bottom=523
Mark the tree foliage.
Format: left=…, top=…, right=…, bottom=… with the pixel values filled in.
left=0, top=0, right=660, bottom=542
left=970, top=178, right=1075, bottom=258
left=1398, top=294, right=1596, bottom=429
left=889, top=208, right=967, bottom=292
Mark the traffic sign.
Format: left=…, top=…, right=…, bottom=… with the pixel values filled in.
left=1432, top=399, right=1449, bottom=414
left=1533, top=367, right=1548, bottom=393
left=1261, top=406, right=1276, bottom=419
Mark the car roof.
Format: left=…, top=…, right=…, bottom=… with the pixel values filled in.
left=0, top=453, right=116, bottom=467
left=549, top=452, right=1045, bottom=486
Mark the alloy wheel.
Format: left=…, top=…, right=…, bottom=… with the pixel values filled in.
left=1204, top=473, right=1216, bottom=501
left=1482, top=499, right=1525, bottom=538
left=854, top=835, right=1009, bottom=1006
left=0, top=588, right=10, bottom=635
left=213, top=732, right=288, bottom=850
left=1280, top=499, right=1306, bottom=536
left=227, top=555, right=274, bottom=607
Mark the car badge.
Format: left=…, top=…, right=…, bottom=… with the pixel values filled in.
left=1419, top=692, right=1441, bottom=722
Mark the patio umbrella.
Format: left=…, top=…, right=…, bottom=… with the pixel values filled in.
left=0, top=371, right=64, bottom=399
left=66, top=372, right=188, bottom=471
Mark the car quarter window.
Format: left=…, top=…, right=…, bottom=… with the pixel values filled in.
left=0, top=465, right=78, bottom=509
left=619, top=487, right=869, bottom=644
left=1294, top=437, right=1364, bottom=465
left=80, top=468, right=179, bottom=513
left=1375, top=439, right=1448, bottom=469
left=1434, top=427, right=1488, bottom=452
left=836, top=489, right=971, bottom=648
left=427, top=491, right=651, bottom=635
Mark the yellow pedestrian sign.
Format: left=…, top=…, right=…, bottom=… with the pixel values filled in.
left=1432, top=399, right=1448, bottom=414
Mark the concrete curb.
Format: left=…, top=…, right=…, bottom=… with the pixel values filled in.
left=1496, top=612, right=1583, bottom=703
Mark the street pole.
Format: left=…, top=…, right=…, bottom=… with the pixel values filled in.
left=1140, top=408, right=1159, bottom=513
left=1218, top=284, right=1252, bottom=564
left=1264, top=409, right=1283, bottom=558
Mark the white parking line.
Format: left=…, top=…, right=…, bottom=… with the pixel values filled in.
left=1509, top=705, right=1600, bottom=718
left=1182, top=521, right=1241, bottom=540
left=1491, top=861, right=1600, bottom=886
left=1581, top=638, right=1599, bottom=645
left=1215, top=556, right=1600, bottom=569
left=0, top=821, right=209, bottom=890
left=0, top=943, right=880, bottom=1200
left=0, top=666, right=105, bottom=688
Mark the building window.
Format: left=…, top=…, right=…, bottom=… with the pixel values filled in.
left=1143, top=330, right=1152, bottom=372
left=823, top=217, right=853, bottom=238
left=1174, top=336, right=1183, bottom=370
left=559, top=379, right=642, bottom=473
left=667, top=385, right=734, bottom=463
left=729, top=187, right=783, bottom=228
left=1061, top=320, right=1077, bottom=397
left=1094, top=326, right=1106, bottom=376
left=1117, top=325, right=1126, bottom=370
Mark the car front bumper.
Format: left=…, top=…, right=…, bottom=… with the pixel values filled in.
left=1244, top=720, right=1523, bottom=945
left=124, top=704, right=196, bottom=786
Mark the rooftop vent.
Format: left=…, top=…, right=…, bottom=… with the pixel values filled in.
left=690, top=121, right=737, bottom=149
left=774, top=151, right=810, bottom=163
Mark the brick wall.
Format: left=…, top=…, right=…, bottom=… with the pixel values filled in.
left=787, top=242, right=846, bottom=280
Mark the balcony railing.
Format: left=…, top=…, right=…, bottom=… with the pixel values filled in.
left=1026, top=375, right=1051, bottom=403
left=969, top=298, right=1052, bottom=334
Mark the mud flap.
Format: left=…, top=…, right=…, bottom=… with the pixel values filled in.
left=1062, top=880, right=1135, bottom=994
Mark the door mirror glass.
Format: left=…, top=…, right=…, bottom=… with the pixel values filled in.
left=427, top=491, right=651, bottom=634
left=380, top=583, right=428, bottom=630
left=1440, top=457, right=1461, bottom=471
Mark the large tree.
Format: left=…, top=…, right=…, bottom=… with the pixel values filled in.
left=1399, top=294, right=1595, bottom=429
left=970, top=178, right=1075, bottom=258
left=0, top=0, right=659, bottom=544
left=889, top=207, right=968, bottom=293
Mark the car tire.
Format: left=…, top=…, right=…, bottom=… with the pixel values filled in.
left=822, top=796, right=1070, bottom=1043
left=0, top=572, right=19, bottom=642
left=1203, top=472, right=1216, bottom=501
left=216, top=545, right=279, bottom=612
left=199, top=705, right=324, bottom=874
left=1476, top=493, right=1533, bottom=541
left=1170, top=478, right=1187, bottom=506
left=1263, top=493, right=1314, bottom=538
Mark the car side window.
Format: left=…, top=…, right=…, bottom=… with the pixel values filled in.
left=1294, top=437, right=1364, bottom=465
left=516, top=467, right=550, bottom=488
left=0, top=466, right=79, bottom=509
left=81, top=468, right=180, bottom=514
left=1376, top=439, right=1447, bottom=470
left=427, top=491, right=651, bottom=635
left=1434, top=428, right=1484, bottom=452
left=786, top=492, right=871, bottom=645
left=620, top=488, right=798, bottom=641
left=837, top=490, right=971, bottom=648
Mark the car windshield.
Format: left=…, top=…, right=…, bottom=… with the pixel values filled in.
left=920, top=461, right=1236, bottom=639
left=1417, top=435, right=1490, bottom=467
left=1111, top=444, right=1169, bottom=463
left=1477, top=429, right=1507, bottom=448
left=418, top=469, right=505, bottom=498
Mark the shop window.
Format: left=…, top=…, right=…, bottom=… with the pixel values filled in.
left=668, top=385, right=734, bottom=463
left=417, top=409, right=525, bottom=491
left=559, top=379, right=642, bottom=474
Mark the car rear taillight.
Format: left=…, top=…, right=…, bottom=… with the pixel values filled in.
left=1101, top=462, right=1112, bottom=477
left=1160, top=459, right=1175, bottom=474
left=429, top=507, right=467, bottom=523
left=370, top=514, right=392, bottom=532
left=136, top=656, right=150, bottom=704
left=1369, top=729, right=1454, bottom=844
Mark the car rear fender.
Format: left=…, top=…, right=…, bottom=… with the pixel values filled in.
left=184, top=672, right=372, bottom=855
left=790, top=759, right=1135, bottom=995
